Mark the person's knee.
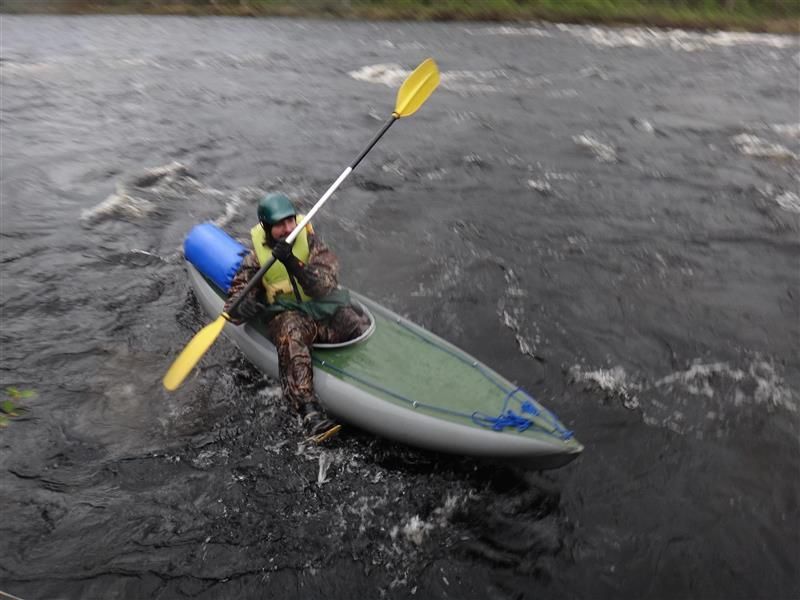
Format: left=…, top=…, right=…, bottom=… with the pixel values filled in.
left=277, top=313, right=316, bottom=345
left=333, top=306, right=368, bottom=339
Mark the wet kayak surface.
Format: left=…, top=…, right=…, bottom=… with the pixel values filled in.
left=1, top=15, right=798, bottom=600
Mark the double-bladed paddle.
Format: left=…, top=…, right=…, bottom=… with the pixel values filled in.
left=163, top=58, right=440, bottom=391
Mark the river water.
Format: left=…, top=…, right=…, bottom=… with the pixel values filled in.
left=1, top=15, right=798, bottom=600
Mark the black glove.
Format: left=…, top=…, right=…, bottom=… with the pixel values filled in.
left=226, top=295, right=264, bottom=325
left=272, top=240, right=303, bottom=274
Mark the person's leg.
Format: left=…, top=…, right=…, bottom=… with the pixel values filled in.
left=265, top=310, right=317, bottom=412
left=265, top=311, right=338, bottom=440
left=316, top=305, right=370, bottom=344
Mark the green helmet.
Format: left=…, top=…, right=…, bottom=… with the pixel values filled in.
left=257, top=192, right=296, bottom=226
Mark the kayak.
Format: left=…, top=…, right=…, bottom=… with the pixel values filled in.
left=184, top=223, right=583, bottom=468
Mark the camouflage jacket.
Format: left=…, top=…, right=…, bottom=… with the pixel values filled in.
left=225, top=231, right=339, bottom=308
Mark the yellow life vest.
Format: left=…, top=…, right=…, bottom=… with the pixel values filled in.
left=251, top=215, right=313, bottom=304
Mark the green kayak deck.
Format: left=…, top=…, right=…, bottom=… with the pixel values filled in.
left=313, top=293, right=576, bottom=447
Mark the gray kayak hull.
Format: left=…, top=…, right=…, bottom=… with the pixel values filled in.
left=187, top=262, right=582, bottom=467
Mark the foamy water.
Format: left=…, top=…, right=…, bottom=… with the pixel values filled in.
left=774, top=191, right=800, bottom=213
left=349, top=63, right=554, bottom=95
left=557, top=24, right=797, bottom=51
left=80, top=162, right=280, bottom=233
left=80, top=162, right=197, bottom=224
left=771, top=123, right=800, bottom=138
left=731, top=134, right=798, bottom=160
left=570, top=357, right=796, bottom=435
left=390, top=495, right=462, bottom=546
left=466, top=22, right=796, bottom=52
left=572, top=133, right=618, bottom=163
left=466, top=25, right=552, bottom=38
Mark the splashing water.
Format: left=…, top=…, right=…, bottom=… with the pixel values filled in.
left=572, top=133, right=618, bottom=163
left=731, top=134, right=797, bottom=160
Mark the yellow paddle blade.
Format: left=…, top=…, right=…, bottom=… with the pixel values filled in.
left=394, top=58, right=440, bottom=118
left=162, top=314, right=228, bottom=391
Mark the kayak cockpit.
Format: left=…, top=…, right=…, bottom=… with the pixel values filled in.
left=313, top=299, right=376, bottom=349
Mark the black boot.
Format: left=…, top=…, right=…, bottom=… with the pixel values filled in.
left=300, top=401, right=340, bottom=443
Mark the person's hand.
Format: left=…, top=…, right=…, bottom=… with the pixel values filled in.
left=272, top=240, right=293, bottom=262
left=272, top=241, right=303, bottom=274
left=225, top=296, right=264, bottom=325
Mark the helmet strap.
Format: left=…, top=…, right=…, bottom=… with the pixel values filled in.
left=260, top=221, right=275, bottom=247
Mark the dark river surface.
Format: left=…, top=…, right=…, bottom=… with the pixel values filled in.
left=1, top=15, right=798, bottom=600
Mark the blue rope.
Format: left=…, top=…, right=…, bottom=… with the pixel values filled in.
left=313, top=318, right=574, bottom=441
left=469, top=387, right=572, bottom=440
left=472, top=410, right=533, bottom=432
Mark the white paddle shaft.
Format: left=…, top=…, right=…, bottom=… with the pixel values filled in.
left=286, top=166, right=352, bottom=245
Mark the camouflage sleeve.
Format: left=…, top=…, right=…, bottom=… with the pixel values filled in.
left=224, top=232, right=339, bottom=307
left=224, top=250, right=263, bottom=310
left=293, top=232, right=339, bottom=298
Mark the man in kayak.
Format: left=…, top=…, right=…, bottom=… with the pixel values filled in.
left=223, top=192, right=368, bottom=443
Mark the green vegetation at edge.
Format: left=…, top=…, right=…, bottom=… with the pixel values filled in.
left=2, top=0, right=798, bottom=32
left=1, top=387, right=34, bottom=428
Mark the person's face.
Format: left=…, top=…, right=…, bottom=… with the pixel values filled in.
left=267, top=215, right=297, bottom=242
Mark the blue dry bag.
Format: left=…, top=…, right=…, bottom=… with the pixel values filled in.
left=184, top=223, right=247, bottom=293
